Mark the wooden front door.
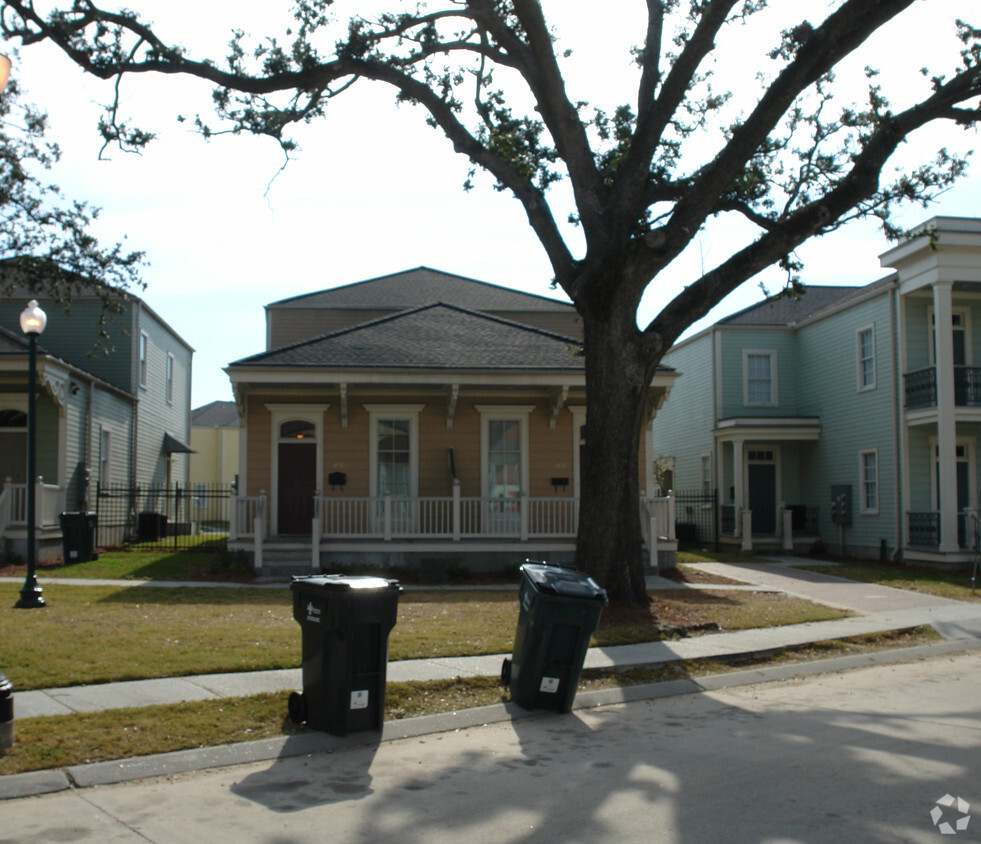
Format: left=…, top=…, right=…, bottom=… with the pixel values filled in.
left=278, top=442, right=316, bottom=534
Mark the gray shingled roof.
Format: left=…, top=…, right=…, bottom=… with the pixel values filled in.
left=0, top=326, right=28, bottom=355
left=267, top=267, right=575, bottom=313
left=719, top=286, right=862, bottom=326
left=231, top=303, right=584, bottom=371
left=191, top=400, right=238, bottom=428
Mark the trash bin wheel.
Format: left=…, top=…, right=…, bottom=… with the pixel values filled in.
left=500, top=658, right=512, bottom=686
left=288, top=691, right=307, bottom=725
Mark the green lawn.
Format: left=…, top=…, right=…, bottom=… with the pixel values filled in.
left=794, top=560, right=981, bottom=602
left=0, top=579, right=851, bottom=691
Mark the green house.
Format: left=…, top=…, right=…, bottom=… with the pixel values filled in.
left=651, top=216, right=981, bottom=570
left=0, top=290, right=193, bottom=560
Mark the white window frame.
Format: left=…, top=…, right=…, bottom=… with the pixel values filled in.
left=139, top=332, right=149, bottom=389
left=477, top=406, right=533, bottom=500
left=929, top=437, right=976, bottom=513
left=700, top=453, right=712, bottom=498
left=928, top=306, right=972, bottom=366
left=365, top=405, right=423, bottom=499
left=859, top=449, right=879, bottom=515
left=165, top=352, right=175, bottom=404
left=857, top=326, right=876, bottom=391
left=743, top=350, right=777, bottom=407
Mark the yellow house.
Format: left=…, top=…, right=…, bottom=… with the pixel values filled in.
left=189, top=401, right=239, bottom=489
left=225, top=269, right=677, bottom=575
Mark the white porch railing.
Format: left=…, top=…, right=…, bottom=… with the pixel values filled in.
left=0, top=477, right=65, bottom=534
left=316, top=492, right=580, bottom=540
left=230, top=492, right=267, bottom=540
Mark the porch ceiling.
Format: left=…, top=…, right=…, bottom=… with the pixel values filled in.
left=714, top=416, right=821, bottom=442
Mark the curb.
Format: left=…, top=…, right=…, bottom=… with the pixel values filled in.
left=2, top=634, right=979, bottom=801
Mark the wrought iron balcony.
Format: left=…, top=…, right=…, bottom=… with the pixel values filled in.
left=904, top=366, right=981, bottom=410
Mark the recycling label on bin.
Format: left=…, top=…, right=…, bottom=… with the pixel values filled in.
left=350, top=690, right=369, bottom=710
left=306, top=602, right=321, bottom=623
left=539, top=677, right=560, bottom=694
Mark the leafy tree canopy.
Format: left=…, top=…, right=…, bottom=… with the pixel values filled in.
left=0, top=58, right=145, bottom=338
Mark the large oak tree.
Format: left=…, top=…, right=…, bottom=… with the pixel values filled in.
left=5, top=0, right=978, bottom=603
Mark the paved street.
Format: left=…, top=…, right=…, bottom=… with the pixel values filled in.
left=3, top=649, right=979, bottom=843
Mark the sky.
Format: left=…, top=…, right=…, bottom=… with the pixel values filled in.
left=4, top=0, right=979, bottom=408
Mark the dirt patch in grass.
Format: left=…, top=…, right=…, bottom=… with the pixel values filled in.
left=661, top=565, right=748, bottom=586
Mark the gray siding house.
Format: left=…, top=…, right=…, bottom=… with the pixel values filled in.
left=651, top=216, right=981, bottom=570
left=0, top=290, right=193, bottom=559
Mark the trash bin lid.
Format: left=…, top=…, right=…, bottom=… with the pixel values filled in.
left=290, top=574, right=399, bottom=591
left=519, top=563, right=607, bottom=601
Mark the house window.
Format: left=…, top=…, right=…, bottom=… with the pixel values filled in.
left=857, top=326, right=875, bottom=391
left=478, top=405, right=533, bottom=533
left=0, top=409, right=27, bottom=428
left=859, top=450, right=878, bottom=514
left=930, top=308, right=971, bottom=366
left=744, top=351, right=777, bottom=406
left=165, top=353, right=175, bottom=403
left=701, top=454, right=712, bottom=495
left=376, top=419, right=411, bottom=498
left=139, top=332, right=148, bottom=388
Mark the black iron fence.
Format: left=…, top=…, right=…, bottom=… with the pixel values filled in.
left=95, top=482, right=233, bottom=550
left=673, top=489, right=718, bottom=549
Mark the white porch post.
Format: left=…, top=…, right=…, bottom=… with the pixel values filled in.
left=934, top=281, right=959, bottom=552
left=520, top=491, right=529, bottom=540
left=311, top=495, right=320, bottom=570
left=649, top=502, right=659, bottom=572
left=667, top=491, right=676, bottom=541
left=733, top=439, right=745, bottom=536
left=383, top=494, right=392, bottom=541
left=782, top=508, right=793, bottom=551
left=741, top=508, right=753, bottom=552
left=452, top=481, right=461, bottom=541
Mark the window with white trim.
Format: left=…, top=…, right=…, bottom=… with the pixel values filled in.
left=744, top=350, right=777, bottom=406
left=857, top=326, right=875, bottom=391
left=139, top=332, right=148, bottom=388
left=701, top=454, right=712, bottom=495
left=859, top=449, right=878, bottom=514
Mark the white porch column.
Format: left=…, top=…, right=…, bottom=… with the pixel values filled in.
left=732, top=439, right=745, bottom=536
left=740, top=509, right=753, bottom=552
left=782, top=508, right=793, bottom=551
left=934, top=282, right=959, bottom=552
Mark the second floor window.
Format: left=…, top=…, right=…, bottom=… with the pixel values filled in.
left=744, top=351, right=776, bottom=406
left=858, top=327, right=875, bottom=390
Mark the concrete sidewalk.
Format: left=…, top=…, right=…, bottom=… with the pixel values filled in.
left=4, top=558, right=981, bottom=801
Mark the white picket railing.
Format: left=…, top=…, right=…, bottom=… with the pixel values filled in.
left=0, top=478, right=64, bottom=532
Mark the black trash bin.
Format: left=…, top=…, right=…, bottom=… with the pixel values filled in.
left=0, top=670, right=13, bottom=750
left=288, top=574, right=401, bottom=736
left=137, top=512, right=167, bottom=542
left=59, top=511, right=98, bottom=563
left=502, top=561, right=608, bottom=712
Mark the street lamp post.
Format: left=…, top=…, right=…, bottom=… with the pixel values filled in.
left=15, top=299, right=47, bottom=609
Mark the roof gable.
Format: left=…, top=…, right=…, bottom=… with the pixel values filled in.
left=191, top=400, right=239, bottom=427
left=719, top=286, right=862, bottom=327
left=233, top=303, right=584, bottom=372
left=266, top=267, right=575, bottom=313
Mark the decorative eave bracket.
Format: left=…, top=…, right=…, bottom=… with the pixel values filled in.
left=549, top=385, right=570, bottom=429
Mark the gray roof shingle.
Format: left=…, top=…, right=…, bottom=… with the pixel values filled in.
left=719, top=286, right=862, bottom=326
left=266, top=267, right=575, bottom=313
left=231, top=303, right=584, bottom=371
left=191, top=400, right=239, bottom=427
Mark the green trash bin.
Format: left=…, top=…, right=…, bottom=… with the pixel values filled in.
left=502, top=561, right=608, bottom=712
left=287, top=574, right=401, bottom=736
left=0, top=670, right=13, bottom=750
left=59, top=512, right=98, bottom=563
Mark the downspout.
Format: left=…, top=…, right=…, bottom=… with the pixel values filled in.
left=130, top=300, right=139, bottom=490
left=891, top=280, right=902, bottom=560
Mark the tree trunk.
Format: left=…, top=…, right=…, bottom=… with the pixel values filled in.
left=574, top=309, right=654, bottom=606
